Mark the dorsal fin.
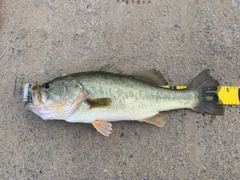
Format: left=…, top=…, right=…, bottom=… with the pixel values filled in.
left=99, top=64, right=122, bottom=74
left=133, top=69, right=168, bottom=86
left=99, top=64, right=116, bottom=72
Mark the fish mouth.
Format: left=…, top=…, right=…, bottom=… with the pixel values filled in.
left=24, top=83, right=43, bottom=106
left=23, top=84, right=62, bottom=120
left=24, top=88, right=49, bottom=118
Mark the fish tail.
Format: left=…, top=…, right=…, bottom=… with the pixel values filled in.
left=188, top=69, right=224, bottom=115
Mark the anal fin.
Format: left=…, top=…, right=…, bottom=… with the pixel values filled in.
left=143, top=113, right=165, bottom=127
left=92, top=120, right=113, bottom=137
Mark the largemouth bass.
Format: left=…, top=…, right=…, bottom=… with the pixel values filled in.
left=25, top=68, right=224, bottom=136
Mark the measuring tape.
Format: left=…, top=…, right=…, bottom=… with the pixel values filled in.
left=161, top=86, right=240, bottom=105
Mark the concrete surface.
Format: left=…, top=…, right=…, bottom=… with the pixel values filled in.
left=0, top=0, right=239, bottom=179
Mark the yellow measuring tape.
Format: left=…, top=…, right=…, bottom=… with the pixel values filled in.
left=161, top=86, right=240, bottom=105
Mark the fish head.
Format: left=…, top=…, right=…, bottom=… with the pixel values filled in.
left=25, top=77, right=85, bottom=120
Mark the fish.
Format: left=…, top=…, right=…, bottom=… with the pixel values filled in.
left=25, top=68, right=224, bottom=137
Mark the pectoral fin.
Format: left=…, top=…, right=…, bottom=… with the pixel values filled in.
left=86, top=98, right=112, bottom=109
left=143, top=113, right=165, bottom=127
left=92, top=120, right=113, bottom=137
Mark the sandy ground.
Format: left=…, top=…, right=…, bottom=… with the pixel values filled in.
left=0, top=0, right=239, bottom=179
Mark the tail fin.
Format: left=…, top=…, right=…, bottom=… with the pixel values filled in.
left=188, top=69, right=224, bottom=115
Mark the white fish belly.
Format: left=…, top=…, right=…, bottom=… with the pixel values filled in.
left=66, top=107, right=159, bottom=123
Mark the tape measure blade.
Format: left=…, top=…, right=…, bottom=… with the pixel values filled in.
left=238, top=88, right=240, bottom=102
left=161, top=86, right=240, bottom=105
left=161, top=86, right=187, bottom=90
left=217, top=86, right=240, bottom=105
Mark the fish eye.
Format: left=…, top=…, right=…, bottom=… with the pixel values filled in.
left=45, top=83, right=51, bottom=89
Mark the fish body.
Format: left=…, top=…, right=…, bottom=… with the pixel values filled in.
left=25, top=69, right=224, bottom=136
left=66, top=72, right=196, bottom=122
